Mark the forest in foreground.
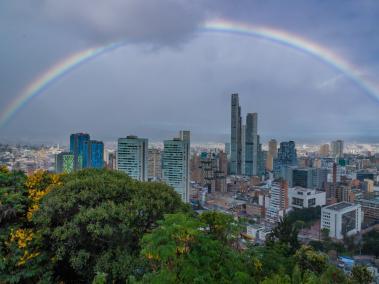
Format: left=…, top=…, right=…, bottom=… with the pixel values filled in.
left=0, top=167, right=374, bottom=283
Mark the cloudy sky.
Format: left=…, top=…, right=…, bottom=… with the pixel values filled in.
left=1, top=0, right=379, bottom=144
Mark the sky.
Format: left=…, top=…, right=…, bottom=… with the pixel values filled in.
left=0, top=0, right=379, bottom=144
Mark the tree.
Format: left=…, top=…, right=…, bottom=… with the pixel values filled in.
left=140, top=212, right=257, bottom=283
left=199, top=210, right=240, bottom=245
left=31, top=169, right=188, bottom=282
left=287, top=206, right=321, bottom=228
left=361, top=230, right=379, bottom=257
left=0, top=169, right=49, bottom=283
left=350, top=265, right=373, bottom=284
left=320, top=266, right=347, bottom=284
left=266, top=215, right=299, bottom=254
left=294, top=245, right=328, bottom=275
left=321, top=228, right=330, bottom=241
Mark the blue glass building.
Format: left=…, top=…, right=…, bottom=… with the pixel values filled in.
left=70, top=133, right=90, bottom=170
left=83, top=140, right=104, bottom=169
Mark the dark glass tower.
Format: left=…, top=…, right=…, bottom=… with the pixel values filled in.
left=83, top=140, right=104, bottom=169
left=230, top=93, right=242, bottom=175
left=274, top=141, right=298, bottom=177
left=70, top=133, right=90, bottom=170
left=245, top=112, right=258, bottom=176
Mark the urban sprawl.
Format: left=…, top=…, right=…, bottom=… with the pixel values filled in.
left=1, top=93, right=379, bottom=279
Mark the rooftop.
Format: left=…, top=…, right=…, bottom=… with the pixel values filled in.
left=325, top=202, right=357, bottom=211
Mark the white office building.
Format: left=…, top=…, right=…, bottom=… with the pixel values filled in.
left=321, top=202, right=362, bottom=240
left=289, top=187, right=326, bottom=209
left=117, top=136, right=148, bottom=181
left=162, top=131, right=190, bottom=203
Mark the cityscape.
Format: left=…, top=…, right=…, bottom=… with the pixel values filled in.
left=1, top=1, right=379, bottom=283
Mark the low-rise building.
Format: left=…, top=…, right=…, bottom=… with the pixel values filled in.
left=356, top=194, right=379, bottom=221
left=288, top=187, right=326, bottom=209
left=321, top=202, right=362, bottom=240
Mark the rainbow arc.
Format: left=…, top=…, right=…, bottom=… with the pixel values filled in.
left=1, top=19, right=378, bottom=128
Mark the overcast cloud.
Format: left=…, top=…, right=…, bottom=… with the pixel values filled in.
left=0, top=0, right=378, bottom=144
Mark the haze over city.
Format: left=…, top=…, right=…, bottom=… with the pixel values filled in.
left=1, top=0, right=379, bottom=144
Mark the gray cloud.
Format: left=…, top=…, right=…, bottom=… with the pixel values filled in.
left=0, top=0, right=378, bottom=143
left=42, top=0, right=207, bottom=45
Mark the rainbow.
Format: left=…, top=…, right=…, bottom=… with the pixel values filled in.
left=1, top=19, right=378, bottom=128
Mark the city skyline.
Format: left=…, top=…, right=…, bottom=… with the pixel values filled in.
left=0, top=1, right=379, bottom=143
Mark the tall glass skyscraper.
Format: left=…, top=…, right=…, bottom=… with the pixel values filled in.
left=83, top=140, right=104, bottom=169
left=331, top=140, right=344, bottom=158
left=70, top=133, right=90, bottom=170
left=162, top=131, right=190, bottom=203
left=230, top=93, right=242, bottom=175
left=274, top=141, right=298, bottom=178
left=245, top=112, right=258, bottom=176
left=117, top=136, right=148, bottom=181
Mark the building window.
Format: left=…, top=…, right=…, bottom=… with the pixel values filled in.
left=308, top=198, right=316, bottom=207
left=292, top=197, right=304, bottom=207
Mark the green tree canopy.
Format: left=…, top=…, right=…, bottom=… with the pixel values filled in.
left=32, top=169, right=188, bottom=282
left=139, top=212, right=259, bottom=283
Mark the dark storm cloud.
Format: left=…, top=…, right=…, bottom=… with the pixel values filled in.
left=0, top=0, right=379, bottom=143
left=42, top=0, right=207, bottom=45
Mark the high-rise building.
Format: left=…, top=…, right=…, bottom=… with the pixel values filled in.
left=194, top=151, right=227, bottom=193
left=267, top=180, right=289, bottom=223
left=274, top=141, right=298, bottom=178
left=241, top=124, right=246, bottom=175
left=331, top=140, right=344, bottom=158
left=83, top=140, right=104, bottom=169
left=148, top=148, right=162, bottom=180
left=55, top=152, right=74, bottom=173
left=117, top=136, right=148, bottom=181
left=107, top=151, right=117, bottom=170
left=230, top=93, right=242, bottom=175
left=245, top=113, right=258, bottom=176
left=266, top=139, right=277, bottom=171
left=162, top=131, right=190, bottom=202
left=256, top=135, right=265, bottom=176
left=292, top=168, right=328, bottom=190
left=70, top=133, right=90, bottom=170
left=268, top=139, right=278, bottom=159
left=319, top=144, right=330, bottom=157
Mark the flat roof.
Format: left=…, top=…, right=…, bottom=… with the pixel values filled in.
left=325, top=202, right=356, bottom=211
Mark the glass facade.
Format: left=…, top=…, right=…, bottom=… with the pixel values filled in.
left=230, top=93, right=242, bottom=175
left=70, top=133, right=90, bottom=170
left=162, top=133, right=190, bottom=202
left=83, top=140, right=104, bottom=169
left=55, top=152, right=74, bottom=173
left=117, top=136, right=148, bottom=181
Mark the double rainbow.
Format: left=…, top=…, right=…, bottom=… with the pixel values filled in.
left=1, top=19, right=378, bottom=128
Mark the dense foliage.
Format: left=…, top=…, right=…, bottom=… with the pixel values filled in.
left=0, top=168, right=188, bottom=283
left=362, top=229, right=379, bottom=257
left=0, top=167, right=376, bottom=283
left=286, top=206, right=321, bottom=229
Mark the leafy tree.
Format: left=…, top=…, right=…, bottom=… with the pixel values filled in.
left=0, top=169, right=55, bottom=283
left=261, top=273, right=291, bottom=284
left=308, top=240, right=324, bottom=251
left=140, top=212, right=258, bottom=283
left=31, top=169, right=188, bottom=283
left=266, top=215, right=299, bottom=254
left=350, top=264, right=373, bottom=284
left=321, top=228, right=330, bottom=241
left=361, top=229, right=379, bottom=257
left=320, top=266, right=347, bottom=284
left=294, top=245, right=328, bottom=275
left=286, top=206, right=321, bottom=228
left=249, top=244, right=294, bottom=279
left=199, top=210, right=241, bottom=246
